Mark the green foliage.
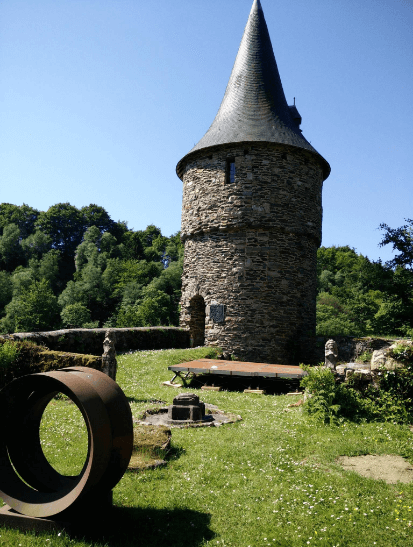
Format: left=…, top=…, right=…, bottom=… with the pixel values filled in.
left=20, top=229, right=52, bottom=259
left=379, top=218, right=413, bottom=269
left=60, top=303, right=92, bottom=328
left=0, top=340, right=19, bottom=369
left=0, top=203, right=39, bottom=238
left=0, top=223, right=24, bottom=270
left=316, top=292, right=359, bottom=336
left=35, top=203, right=85, bottom=258
left=300, top=366, right=340, bottom=423
left=1, top=279, right=60, bottom=333
left=1, top=347, right=413, bottom=547
left=301, top=363, right=413, bottom=425
left=356, top=351, right=373, bottom=363
left=0, top=340, right=101, bottom=389
left=116, top=287, right=173, bottom=328
left=390, top=342, right=413, bottom=364
left=0, top=270, right=12, bottom=309
left=316, top=244, right=413, bottom=336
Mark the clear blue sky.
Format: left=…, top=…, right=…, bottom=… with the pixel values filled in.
left=1, top=0, right=412, bottom=263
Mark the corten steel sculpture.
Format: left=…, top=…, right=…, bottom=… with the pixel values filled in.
left=0, top=366, right=133, bottom=527
left=177, top=0, right=330, bottom=364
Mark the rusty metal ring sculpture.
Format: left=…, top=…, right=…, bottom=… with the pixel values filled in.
left=0, top=367, right=133, bottom=519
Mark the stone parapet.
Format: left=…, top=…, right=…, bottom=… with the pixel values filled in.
left=1, top=327, right=190, bottom=356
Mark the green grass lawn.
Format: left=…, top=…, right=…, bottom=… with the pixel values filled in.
left=1, top=347, right=413, bottom=547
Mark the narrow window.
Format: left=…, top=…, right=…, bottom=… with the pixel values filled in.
left=226, top=158, right=236, bottom=183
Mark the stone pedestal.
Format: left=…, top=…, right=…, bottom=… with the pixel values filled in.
left=168, top=393, right=205, bottom=422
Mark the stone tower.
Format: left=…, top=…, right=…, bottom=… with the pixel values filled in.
left=176, top=0, right=330, bottom=364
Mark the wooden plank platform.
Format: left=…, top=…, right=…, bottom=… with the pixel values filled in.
left=168, top=359, right=305, bottom=380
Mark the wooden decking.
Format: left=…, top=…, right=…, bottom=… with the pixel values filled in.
left=168, top=359, right=305, bottom=382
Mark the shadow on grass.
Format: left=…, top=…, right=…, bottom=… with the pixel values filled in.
left=189, top=374, right=301, bottom=394
left=126, top=397, right=166, bottom=404
left=72, top=506, right=214, bottom=547
left=166, top=444, right=185, bottom=462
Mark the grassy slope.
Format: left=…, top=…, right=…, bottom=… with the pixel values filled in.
left=1, top=347, right=413, bottom=547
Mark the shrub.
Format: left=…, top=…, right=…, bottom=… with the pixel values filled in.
left=389, top=342, right=413, bottom=364
left=356, top=351, right=373, bottom=363
left=300, top=366, right=340, bottom=424
left=0, top=340, right=19, bottom=370
left=301, top=363, right=413, bottom=425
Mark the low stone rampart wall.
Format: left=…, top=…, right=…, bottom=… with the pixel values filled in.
left=0, top=342, right=102, bottom=389
left=1, top=327, right=190, bottom=356
left=0, top=328, right=403, bottom=366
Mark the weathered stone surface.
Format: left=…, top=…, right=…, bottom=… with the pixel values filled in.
left=345, top=369, right=372, bottom=381
left=172, top=393, right=200, bottom=406
left=371, top=344, right=406, bottom=371
left=102, top=329, right=117, bottom=380
left=371, top=349, right=387, bottom=370
left=325, top=339, right=338, bottom=369
left=315, top=336, right=395, bottom=365
left=179, top=143, right=325, bottom=365
left=336, top=363, right=371, bottom=376
left=167, top=393, right=206, bottom=422
left=1, top=327, right=190, bottom=355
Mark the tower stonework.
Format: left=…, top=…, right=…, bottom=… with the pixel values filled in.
left=177, top=0, right=330, bottom=364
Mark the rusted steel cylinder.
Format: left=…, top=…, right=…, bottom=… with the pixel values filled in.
left=0, top=367, right=133, bottom=518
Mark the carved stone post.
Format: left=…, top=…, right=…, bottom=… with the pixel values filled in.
left=102, top=330, right=117, bottom=380
left=325, top=339, right=338, bottom=370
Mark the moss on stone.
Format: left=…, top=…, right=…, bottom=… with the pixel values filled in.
left=0, top=340, right=101, bottom=389
left=128, top=425, right=171, bottom=471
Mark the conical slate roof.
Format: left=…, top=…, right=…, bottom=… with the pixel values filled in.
left=177, top=0, right=330, bottom=179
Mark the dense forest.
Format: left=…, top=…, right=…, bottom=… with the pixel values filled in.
left=0, top=203, right=183, bottom=333
left=0, top=202, right=411, bottom=337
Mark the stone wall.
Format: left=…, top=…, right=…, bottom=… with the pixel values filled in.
left=315, top=336, right=396, bottom=364
left=180, top=142, right=325, bottom=364
left=1, top=327, right=190, bottom=355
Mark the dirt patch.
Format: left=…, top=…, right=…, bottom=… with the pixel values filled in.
left=337, top=454, right=413, bottom=484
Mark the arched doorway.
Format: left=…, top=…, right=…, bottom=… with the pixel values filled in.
left=189, top=295, right=205, bottom=347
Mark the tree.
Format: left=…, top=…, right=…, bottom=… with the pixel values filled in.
left=81, top=204, right=115, bottom=234
left=116, top=287, right=172, bottom=328
left=28, top=250, right=61, bottom=292
left=0, top=203, right=39, bottom=238
left=61, top=303, right=92, bottom=328
left=35, top=203, right=85, bottom=258
left=21, top=229, right=52, bottom=260
left=139, top=225, right=162, bottom=248
left=121, top=231, right=144, bottom=260
left=0, top=224, right=24, bottom=271
left=378, top=220, right=413, bottom=334
left=379, top=219, right=413, bottom=269
left=1, top=279, right=60, bottom=333
left=0, top=271, right=12, bottom=311
left=316, top=292, right=359, bottom=336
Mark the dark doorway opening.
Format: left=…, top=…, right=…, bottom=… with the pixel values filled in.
left=189, top=295, right=205, bottom=347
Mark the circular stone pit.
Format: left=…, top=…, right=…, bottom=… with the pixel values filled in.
left=137, top=401, right=241, bottom=429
